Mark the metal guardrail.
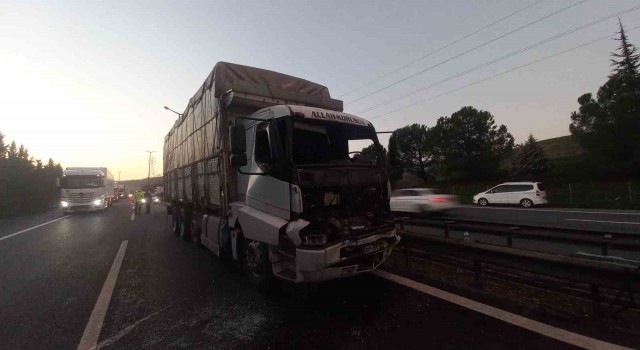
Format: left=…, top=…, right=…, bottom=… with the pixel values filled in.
left=398, top=217, right=640, bottom=256
left=393, top=220, right=640, bottom=320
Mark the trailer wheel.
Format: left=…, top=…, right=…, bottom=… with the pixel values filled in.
left=239, top=236, right=274, bottom=289
left=180, top=211, right=192, bottom=241
left=191, top=218, right=202, bottom=247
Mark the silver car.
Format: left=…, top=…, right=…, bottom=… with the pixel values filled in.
left=390, top=188, right=459, bottom=214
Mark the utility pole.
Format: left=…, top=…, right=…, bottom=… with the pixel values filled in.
left=145, top=150, right=155, bottom=188
left=117, top=171, right=121, bottom=182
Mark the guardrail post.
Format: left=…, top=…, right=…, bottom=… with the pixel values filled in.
left=602, top=234, right=613, bottom=256
left=472, top=261, right=484, bottom=289
left=405, top=242, right=412, bottom=271
left=508, top=227, right=519, bottom=248
left=444, top=221, right=455, bottom=238
left=591, top=285, right=602, bottom=319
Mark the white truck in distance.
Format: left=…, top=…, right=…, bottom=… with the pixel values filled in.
left=59, top=167, right=115, bottom=213
left=114, top=184, right=127, bottom=200
left=164, top=62, right=400, bottom=284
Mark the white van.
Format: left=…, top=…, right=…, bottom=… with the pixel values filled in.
left=473, top=182, right=547, bottom=208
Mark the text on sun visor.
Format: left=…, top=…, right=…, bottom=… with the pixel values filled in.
left=309, top=111, right=369, bottom=126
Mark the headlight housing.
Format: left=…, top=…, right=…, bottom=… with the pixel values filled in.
left=93, top=199, right=103, bottom=206
left=61, top=201, right=69, bottom=208
left=303, top=234, right=327, bottom=246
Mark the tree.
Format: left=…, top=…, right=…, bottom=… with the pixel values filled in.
left=360, top=143, right=387, bottom=166
left=610, top=19, right=640, bottom=77
left=390, top=124, right=434, bottom=182
left=36, top=159, right=43, bottom=171
left=432, top=106, right=514, bottom=180
left=0, top=132, right=6, bottom=159
left=387, top=134, right=404, bottom=182
left=18, top=144, right=29, bottom=160
left=7, top=141, right=18, bottom=159
left=570, top=21, right=640, bottom=166
left=511, top=135, right=552, bottom=179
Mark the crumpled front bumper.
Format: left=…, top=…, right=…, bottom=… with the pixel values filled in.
left=292, top=229, right=400, bottom=283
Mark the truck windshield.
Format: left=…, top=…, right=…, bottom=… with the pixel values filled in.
left=291, top=120, right=381, bottom=165
left=61, top=176, right=103, bottom=189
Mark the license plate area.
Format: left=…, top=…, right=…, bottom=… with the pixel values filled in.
left=362, top=242, right=388, bottom=254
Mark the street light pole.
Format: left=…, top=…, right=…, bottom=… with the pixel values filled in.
left=117, top=171, right=121, bottom=182
left=145, top=150, right=155, bottom=188
left=164, top=106, right=182, bottom=117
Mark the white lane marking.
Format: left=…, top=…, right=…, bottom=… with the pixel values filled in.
left=130, top=213, right=135, bottom=221
left=0, top=216, right=67, bottom=242
left=374, top=270, right=633, bottom=350
left=566, top=219, right=640, bottom=225
left=78, top=241, right=128, bottom=350
left=460, top=205, right=640, bottom=216
left=93, top=303, right=174, bottom=349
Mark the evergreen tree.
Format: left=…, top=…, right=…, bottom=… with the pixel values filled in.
left=18, top=144, right=29, bottom=160
left=610, top=19, right=640, bottom=78
left=36, top=159, right=43, bottom=171
left=7, top=141, right=18, bottom=159
left=432, top=106, right=514, bottom=180
left=512, top=135, right=552, bottom=179
left=570, top=20, right=640, bottom=166
left=0, top=132, right=6, bottom=159
left=391, top=124, right=434, bottom=182
left=360, top=143, right=387, bottom=166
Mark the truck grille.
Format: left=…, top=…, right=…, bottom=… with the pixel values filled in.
left=66, top=192, right=98, bottom=199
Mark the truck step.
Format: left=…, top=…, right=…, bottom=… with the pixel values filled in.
left=275, top=269, right=296, bottom=281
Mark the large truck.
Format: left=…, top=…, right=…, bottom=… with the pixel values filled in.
left=114, top=184, right=127, bottom=200
left=164, top=62, right=399, bottom=284
left=59, top=167, right=115, bottom=213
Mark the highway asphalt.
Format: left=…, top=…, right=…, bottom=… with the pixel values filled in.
left=439, top=205, right=640, bottom=234
left=0, top=202, right=633, bottom=349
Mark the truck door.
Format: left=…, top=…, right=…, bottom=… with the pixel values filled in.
left=244, top=122, right=290, bottom=220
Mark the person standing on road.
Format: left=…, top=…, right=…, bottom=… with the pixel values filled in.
left=144, top=190, right=152, bottom=214
left=133, top=190, right=144, bottom=215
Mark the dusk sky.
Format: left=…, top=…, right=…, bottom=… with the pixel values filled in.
left=1, top=0, right=639, bottom=180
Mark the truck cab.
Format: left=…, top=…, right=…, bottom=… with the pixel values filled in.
left=225, top=105, right=399, bottom=282
left=59, top=168, right=114, bottom=213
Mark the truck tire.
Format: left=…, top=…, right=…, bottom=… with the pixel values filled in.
left=238, top=235, right=274, bottom=290
left=180, top=210, right=192, bottom=241
left=191, top=218, right=202, bottom=247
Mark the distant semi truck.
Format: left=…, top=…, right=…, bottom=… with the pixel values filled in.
left=115, top=184, right=127, bottom=200
left=58, top=167, right=115, bottom=213
left=164, top=62, right=399, bottom=284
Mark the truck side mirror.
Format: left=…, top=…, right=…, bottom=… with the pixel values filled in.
left=230, top=153, right=247, bottom=167
left=56, top=178, right=60, bottom=187
left=229, top=123, right=247, bottom=167
left=230, top=123, right=246, bottom=155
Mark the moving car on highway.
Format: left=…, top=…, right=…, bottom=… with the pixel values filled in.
left=473, top=182, right=547, bottom=208
left=390, top=188, right=459, bottom=215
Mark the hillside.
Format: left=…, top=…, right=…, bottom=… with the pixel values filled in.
left=118, top=176, right=163, bottom=192
left=537, top=135, right=584, bottom=160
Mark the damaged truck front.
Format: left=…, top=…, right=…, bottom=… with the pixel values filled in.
left=164, top=62, right=399, bottom=284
